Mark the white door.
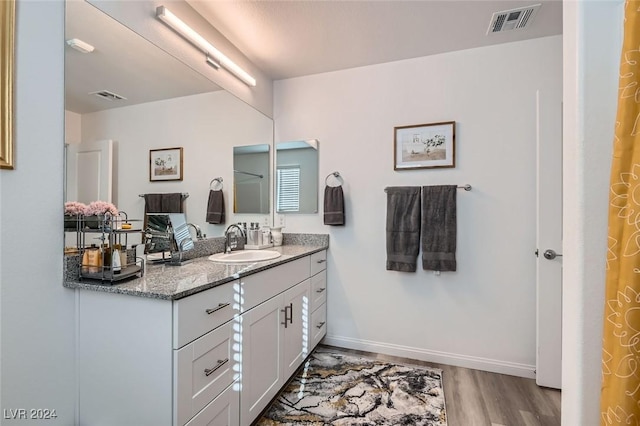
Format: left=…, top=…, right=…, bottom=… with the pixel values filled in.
left=65, top=139, right=113, bottom=203
left=535, top=90, right=563, bottom=389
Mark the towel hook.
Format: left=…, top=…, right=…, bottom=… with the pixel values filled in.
left=325, top=171, right=343, bottom=187
left=210, top=177, right=223, bottom=190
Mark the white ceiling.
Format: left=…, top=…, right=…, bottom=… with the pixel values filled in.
left=187, top=0, right=563, bottom=81
left=65, top=0, right=562, bottom=114
left=65, top=0, right=221, bottom=114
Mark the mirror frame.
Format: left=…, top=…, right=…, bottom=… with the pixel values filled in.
left=0, top=0, right=15, bottom=169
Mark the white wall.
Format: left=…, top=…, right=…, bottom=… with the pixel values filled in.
left=80, top=90, right=273, bottom=238
left=274, top=36, right=562, bottom=376
left=0, top=1, right=76, bottom=424
left=64, top=111, right=81, bottom=145
left=562, top=1, right=624, bottom=424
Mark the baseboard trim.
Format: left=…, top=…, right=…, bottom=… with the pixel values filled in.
left=322, top=335, right=536, bottom=379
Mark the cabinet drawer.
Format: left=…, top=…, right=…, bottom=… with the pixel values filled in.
left=184, top=381, right=239, bottom=426
left=242, top=257, right=309, bottom=311
left=173, top=281, right=237, bottom=349
left=310, top=250, right=327, bottom=276
left=310, top=270, right=327, bottom=312
left=175, top=320, right=235, bottom=426
left=310, top=303, right=327, bottom=350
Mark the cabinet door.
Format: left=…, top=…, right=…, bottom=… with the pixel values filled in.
left=281, top=279, right=311, bottom=379
left=240, top=295, right=284, bottom=426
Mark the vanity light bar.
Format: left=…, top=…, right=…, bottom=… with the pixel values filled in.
left=156, top=6, right=257, bottom=87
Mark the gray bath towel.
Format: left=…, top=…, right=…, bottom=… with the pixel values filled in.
left=206, top=190, right=225, bottom=224
left=421, top=185, right=457, bottom=272
left=386, top=186, right=421, bottom=272
left=324, top=186, right=345, bottom=225
left=144, top=193, right=184, bottom=228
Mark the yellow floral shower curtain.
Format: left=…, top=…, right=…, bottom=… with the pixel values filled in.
left=601, top=1, right=640, bottom=423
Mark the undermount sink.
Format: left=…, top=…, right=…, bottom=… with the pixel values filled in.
left=208, top=250, right=282, bottom=264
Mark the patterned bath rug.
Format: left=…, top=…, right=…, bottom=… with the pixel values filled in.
left=257, top=348, right=447, bottom=425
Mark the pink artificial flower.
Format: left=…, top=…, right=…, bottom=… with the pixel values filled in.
left=86, top=201, right=119, bottom=216
left=64, top=201, right=88, bottom=216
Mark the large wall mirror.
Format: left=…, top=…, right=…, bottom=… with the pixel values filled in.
left=275, top=139, right=319, bottom=214
left=64, top=0, right=273, bottom=241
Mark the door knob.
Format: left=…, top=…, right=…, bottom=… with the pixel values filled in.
left=543, top=249, right=562, bottom=260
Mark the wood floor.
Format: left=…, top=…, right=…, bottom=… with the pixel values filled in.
left=322, top=345, right=561, bottom=426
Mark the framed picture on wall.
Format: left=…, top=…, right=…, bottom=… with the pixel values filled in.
left=150, top=147, right=183, bottom=181
left=394, top=121, right=455, bottom=170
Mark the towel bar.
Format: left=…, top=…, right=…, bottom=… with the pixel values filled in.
left=139, top=193, right=189, bottom=199
left=384, top=185, right=471, bottom=193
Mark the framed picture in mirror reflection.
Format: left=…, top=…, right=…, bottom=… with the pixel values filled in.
left=150, top=147, right=183, bottom=181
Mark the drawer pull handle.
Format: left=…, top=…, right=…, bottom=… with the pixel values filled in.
left=316, top=321, right=326, bottom=329
left=204, top=358, right=229, bottom=376
left=206, top=303, right=230, bottom=315
left=281, top=306, right=290, bottom=328
left=316, top=259, right=326, bottom=264
left=316, top=288, right=326, bottom=293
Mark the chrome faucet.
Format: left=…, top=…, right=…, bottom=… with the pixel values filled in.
left=187, top=223, right=203, bottom=240
left=224, top=224, right=245, bottom=253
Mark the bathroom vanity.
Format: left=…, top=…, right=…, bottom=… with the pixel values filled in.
left=64, top=242, right=328, bottom=426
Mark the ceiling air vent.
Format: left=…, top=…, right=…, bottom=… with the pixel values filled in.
left=89, top=90, right=127, bottom=101
left=487, top=4, right=541, bottom=34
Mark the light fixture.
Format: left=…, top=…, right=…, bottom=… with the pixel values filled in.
left=206, top=55, right=220, bottom=70
left=156, top=6, right=257, bottom=87
left=66, top=38, right=95, bottom=53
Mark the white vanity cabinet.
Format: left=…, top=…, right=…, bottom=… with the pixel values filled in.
left=238, top=257, right=311, bottom=425
left=76, top=249, right=327, bottom=426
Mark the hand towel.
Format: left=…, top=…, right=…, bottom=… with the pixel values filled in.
left=386, top=186, right=421, bottom=272
left=144, top=193, right=184, bottom=214
left=206, top=190, right=226, bottom=224
left=324, top=186, right=345, bottom=225
left=144, top=193, right=184, bottom=228
left=421, top=185, right=457, bottom=272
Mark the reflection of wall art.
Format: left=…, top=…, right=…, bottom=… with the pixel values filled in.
left=1, top=0, right=15, bottom=169
left=150, top=147, right=183, bottom=181
left=394, top=121, right=455, bottom=170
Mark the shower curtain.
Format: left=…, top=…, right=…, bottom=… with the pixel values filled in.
left=601, top=2, right=640, bottom=422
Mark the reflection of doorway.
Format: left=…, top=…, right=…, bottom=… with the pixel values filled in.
left=535, top=90, right=563, bottom=389
left=65, top=139, right=113, bottom=203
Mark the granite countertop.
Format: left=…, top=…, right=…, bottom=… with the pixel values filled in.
left=64, top=243, right=327, bottom=300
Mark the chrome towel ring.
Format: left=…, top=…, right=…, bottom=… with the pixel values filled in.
left=209, top=177, right=223, bottom=190
left=325, top=171, right=343, bottom=187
